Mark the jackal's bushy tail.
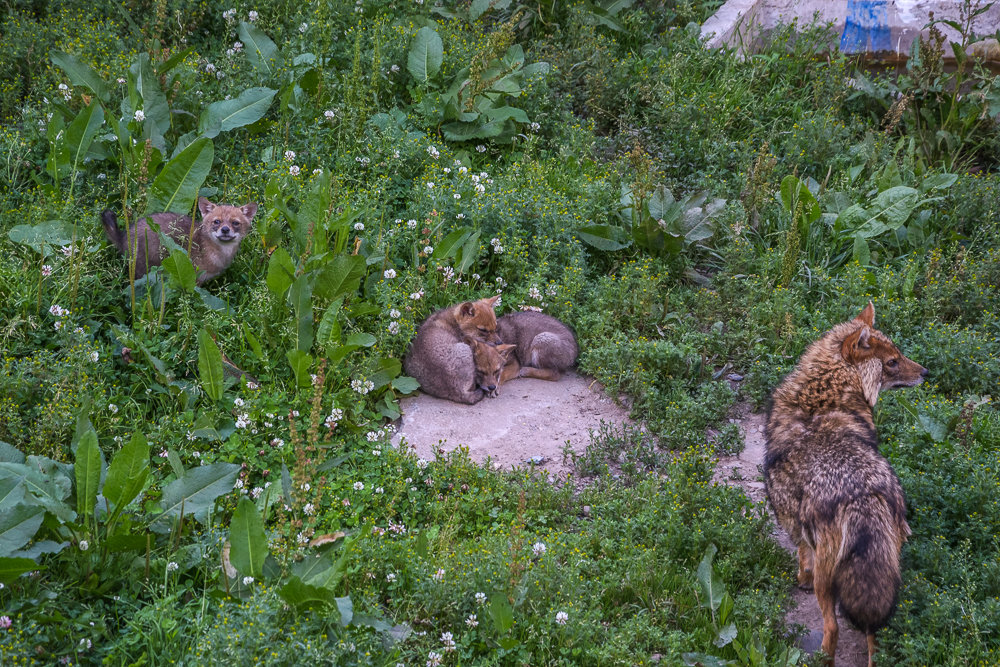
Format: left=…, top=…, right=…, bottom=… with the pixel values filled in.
left=835, top=495, right=904, bottom=633
left=101, top=210, right=127, bottom=254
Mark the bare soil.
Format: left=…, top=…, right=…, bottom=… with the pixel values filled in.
left=392, top=370, right=631, bottom=475
left=714, top=411, right=869, bottom=667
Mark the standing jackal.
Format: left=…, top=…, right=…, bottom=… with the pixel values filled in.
left=764, top=302, right=927, bottom=667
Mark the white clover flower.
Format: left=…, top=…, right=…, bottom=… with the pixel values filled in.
left=235, top=413, right=251, bottom=429
left=232, top=41, right=243, bottom=52
left=313, top=168, right=323, bottom=176
left=234, top=397, right=245, bottom=407
left=167, top=561, right=179, bottom=572
left=324, top=109, right=336, bottom=120
left=441, top=632, right=456, bottom=652
left=475, top=592, right=487, bottom=605
left=407, top=219, right=418, bottom=229
left=427, top=145, right=439, bottom=159
left=426, top=182, right=434, bottom=189
left=303, top=503, right=315, bottom=515
left=555, top=611, right=568, bottom=625
left=251, top=487, right=262, bottom=499
left=529, top=122, right=540, bottom=131
left=453, top=193, right=461, bottom=200
left=132, top=108, right=146, bottom=122
left=79, top=540, right=89, bottom=551
left=427, top=652, right=442, bottom=667
left=390, top=309, right=401, bottom=318
left=376, top=486, right=384, bottom=494
left=289, top=165, right=300, bottom=176
left=417, top=458, right=429, bottom=469
left=409, top=290, right=424, bottom=300
left=475, top=183, right=486, bottom=194
left=353, top=481, right=364, bottom=491
left=79, top=639, right=92, bottom=650
left=284, top=150, right=296, bottom=161
left=49, top=304, right=68, bottom=317
left=242, top=575, right=254, bottom=585
left=388, top=321, right=400, bottom=335
left=0, top=616, right=10, bottom=629
left=354, top=222, right=365, bottom=231
left=456, top=213, right=465, bottom=219
left=186, top=430, right=196, bottom=441
left=248, top=10, right=258, bottom=21
left=390, top=64, right=400, bottom=73
left=384, top=268, right=396, bottom=279
left=58, top=83, right=68, bottom=91
left=205, top=62, right=216, bottom=74
left=299, top=22, right=308, bottom=33
left=108, top=404, right=118, bottom=414
left=246, top=380, right=259, bottom=390
left=532, top=541, right=547, bottom=556
left=223, top=8, right=236, bottom=20
left=529, top=286, right=542, bottom=300
left=41, top=265, right=52, bottom=277
left=432, top=568, right=445, bottom=581
left=270, top=438, right=284, bottom=448
left=89, top=351, right=99, bottom=362
left=476, top=145, right=486, bottom=152
left=386, top=572, right=396, bottom=582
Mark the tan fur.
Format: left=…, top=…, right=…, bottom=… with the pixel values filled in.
left=495, top=311, right=578, bottom=383
left=468, top=340, right=516, bottom=397
left=764, top=302, right=927, bottom=667
left=403, top=296, right=501, bottom=404
left=101, top=197, right=257, bottom=285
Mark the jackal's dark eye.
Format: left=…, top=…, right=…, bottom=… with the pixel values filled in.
left=213, top=219, right=221, bottom=225
left=886, top=358, right=898, bottom=368
left=231, top=220, right=240, bottom=227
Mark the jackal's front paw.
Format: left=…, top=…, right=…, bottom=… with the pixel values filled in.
left=797, top=568, right=814, bottom=591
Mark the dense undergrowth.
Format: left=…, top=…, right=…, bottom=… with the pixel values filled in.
left=1, top=0, right=999, bottom=664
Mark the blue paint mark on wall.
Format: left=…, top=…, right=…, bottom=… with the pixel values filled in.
left=840, top=0, right=892, bottom=53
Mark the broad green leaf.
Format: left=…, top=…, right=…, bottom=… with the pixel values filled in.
left=714, top=622, right=737, bottom=648
left=162, top=249, right=198, bottom=291
left=65, top=101, right=104, bottom=179
left=0, top=505, right=44, bottom=557
left=0, top=461, right=74, bottom=523
left=312, top=255, right=365, bottom=302
left=200, top=87, right=276, bottom=139
left=489, top=593, right=515, bottom=633
left=577, top=224, right=631, bottom=251
left=0, top=557, right=38, bottom=583
left=335, top=596, right=353, bottom=627
left=0, top=478, right=26, bottom=511
left=316, top=298, right=343, bottom=347
left=280, top=575, right=337, bottom=611
left=441, top=119, right=506, bottom=141
left=286, top=349, right=313, bottom=389
left=484, top=106, right=530, bottom=124
left=431, top=228, right=472, bottom=260
left=198, top=329, right=225, bottom=402
left=239, top=22, right=281, bottom=76
left=51, top=51, right=110, bottom=102
left=647, top=185, right=678, bottom=222
left=265, top=247, right=295, bottom=296
left=872, top=186, right=919, bottom=230
left=455, top=231, right=482, bottom=274
left=147, top=137, right=214, bottom=214
left=470, top=0, right=494, bottom=20
left=392, top=376, right=420, bottom=394
left=156, top=462, right=241, bottom=525
left=103, top=431, right=150, bottom=511
left=0, top=443, right=24, bottom=464
left=854, top=235, right=871, bottom=266
left=288, top=274, right=314, bottom=353
left=7, top=220, right=75, bottom=255
left=369, top=358, right=402, bottom=390
left=696, top=543, right=725, bottom=612
left=74, top=430, right=101, bottom=518
left=407, top=27, right=444, bottom=84
left=156, top=46, right=194, bottom=76
left=229, top=498, right=268, bottom=578
left=920, top=172, right=958, bottom=192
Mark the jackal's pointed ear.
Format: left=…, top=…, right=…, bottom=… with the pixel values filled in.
left=497, top=343, right=516, bottom=360
left=842, top=326, right=873, bottom=362
left=856, top=301, right=875, bottom=327
left=240, top=202, right=258, bottom=221
left=483, top=294, right=500, bottom=309
left=459, top=301, right=476, bottom=318
left=198, top=197, right=216, bottom=218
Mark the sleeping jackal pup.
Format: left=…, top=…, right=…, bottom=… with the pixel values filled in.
left=101, top=197, right=257, bottom=285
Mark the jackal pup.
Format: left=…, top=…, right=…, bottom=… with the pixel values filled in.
left=468, top=340, right=516, bottom=397
left=101, top=197, right=257, bottom=285
left=403, top=296, right=501, bottom=404
left=496, top=311, right=578, bottom=384
left=764, top=302, right=927, bottom=667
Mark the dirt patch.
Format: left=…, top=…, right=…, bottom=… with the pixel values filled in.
left=392, top=371, right=632, bottom=475
left=715, top=411, right=869, bottom=667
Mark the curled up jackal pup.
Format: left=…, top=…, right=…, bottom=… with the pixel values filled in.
left=403, top=295, right=501, bottom=404
left=101, top=197, right=257, bottom=285
left=763, top=302, right=927, bottom=667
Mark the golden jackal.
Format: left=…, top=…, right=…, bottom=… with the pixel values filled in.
left=403, top=296, right=501, bottom=404
left=496, top=311, right=578, bottom=383
left=102, top=197, right=257, bottom=285
left=764, top=302, right=927, bottom=667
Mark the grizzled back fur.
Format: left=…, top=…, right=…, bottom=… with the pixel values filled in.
left=496, top=311, right=578, bottom=382
left=763, top=302, right=927, bottom=665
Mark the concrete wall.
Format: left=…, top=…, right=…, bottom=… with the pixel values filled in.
left=701, top=0, right=1000, bottom=64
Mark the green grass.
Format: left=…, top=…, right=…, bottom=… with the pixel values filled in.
left=1, top=0, right=999, bottom=664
